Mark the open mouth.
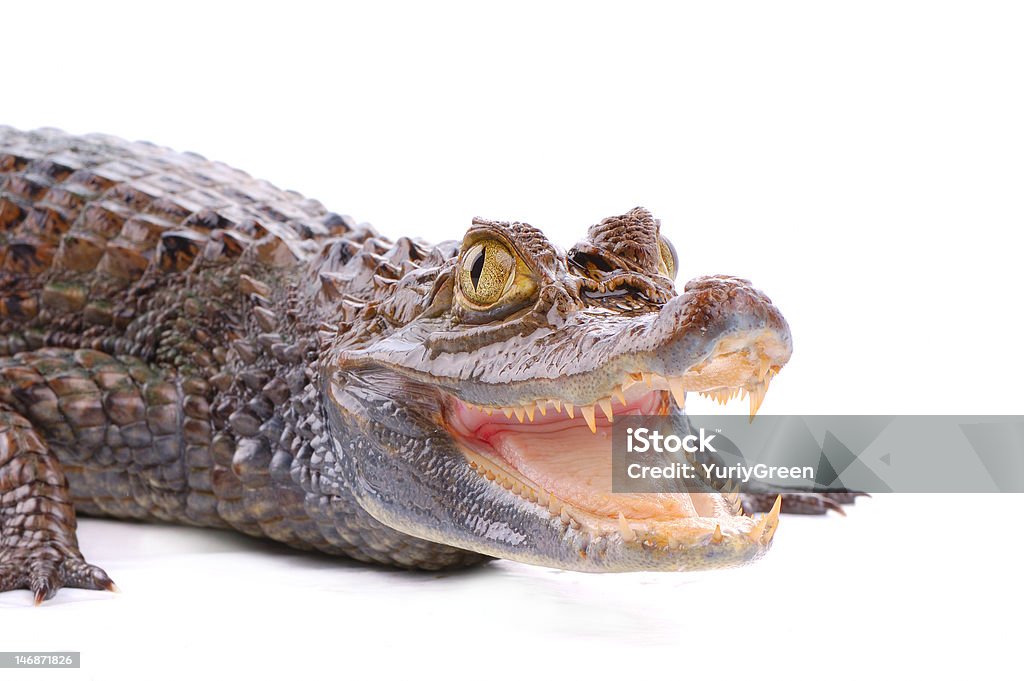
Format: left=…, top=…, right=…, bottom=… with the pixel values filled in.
left=442, top=329, right=787, bottom=557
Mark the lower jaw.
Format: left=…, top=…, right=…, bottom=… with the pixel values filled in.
left=451, top=441, right=778, bottom=572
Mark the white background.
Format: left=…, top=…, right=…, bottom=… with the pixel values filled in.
left=2, top=1, right=1022, bottom=679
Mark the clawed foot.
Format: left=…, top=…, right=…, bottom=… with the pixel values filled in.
left=0, top=543, right=116, bottom=605
left=741, top=490, right=869, bottom=516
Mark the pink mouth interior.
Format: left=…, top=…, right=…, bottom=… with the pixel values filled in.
left=446, top=391, right=721, bottom=520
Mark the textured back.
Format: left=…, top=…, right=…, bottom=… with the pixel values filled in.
left=0, top=127, right=353, bottom=335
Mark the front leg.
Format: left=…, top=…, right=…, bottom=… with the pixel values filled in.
left=0, top=346, right=205, bottom=603
left=0, top=406, right=115, bottom=604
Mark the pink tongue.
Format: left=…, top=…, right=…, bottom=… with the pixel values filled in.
left=488, top=422, right=705, bottom=520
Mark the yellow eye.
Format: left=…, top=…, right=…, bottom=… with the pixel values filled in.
left=657, top=236, right=678, bottom=279
left=459, top=240, right=516, bottom=306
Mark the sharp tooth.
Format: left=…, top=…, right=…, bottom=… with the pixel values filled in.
left=613, top=386, right=627, bottom=406
left=642, top=372, right=654, bottom=387
left=512, top=406, right=525, bottom=423
left=502, top=407, right=514, bottom=419
left=761, top=495, right=782, bottom=544
left=536, top=400, right=547, bottom=416
left=667, top=377, right=687, bottom=409
left=552, top=399, right=562, bottom=413
left=748, top=382, right=768, bottom=421
left=711, top=524, right=724, bottom=544
left=484, top=407, right=494, bottom=415
left=759, top=355, right=772, bottom=379
left=747, top=497, right=781, bottom=541
left=524, top=402, right=536, bottom=421
left=598, top=398, right=614, bottom=422
left=549, top=496, right=562, bottom=514
left=581, top=404, right=597, bottom=433
left=617, top=512, right=636, bottom=542
left=560, top=507, right=571, bottom=524
left=565, top=403, right=575, bottom=418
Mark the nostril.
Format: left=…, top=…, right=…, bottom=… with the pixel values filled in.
left=568, top=247, right=615, bottom=276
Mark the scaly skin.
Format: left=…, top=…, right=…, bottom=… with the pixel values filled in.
left=0, top=127, right=856, bottom=603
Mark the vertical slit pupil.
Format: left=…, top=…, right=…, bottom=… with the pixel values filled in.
left=470, top=248, right=486, bottom=290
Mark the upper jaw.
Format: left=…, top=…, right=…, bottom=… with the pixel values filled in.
left=339, top=274, right=791, bottom=416
left=437, top=274, right=792, bottom=421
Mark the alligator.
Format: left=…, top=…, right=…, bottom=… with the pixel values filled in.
left=0, top=127, right=858, bottom=604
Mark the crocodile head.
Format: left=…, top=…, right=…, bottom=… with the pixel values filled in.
left=322, top=207, right=791, bottom=571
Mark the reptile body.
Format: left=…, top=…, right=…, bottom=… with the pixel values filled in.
left=0, top=128, right=854, bottom=603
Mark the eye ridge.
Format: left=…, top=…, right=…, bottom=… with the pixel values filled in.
left=470, top=247, right=486, bottom=290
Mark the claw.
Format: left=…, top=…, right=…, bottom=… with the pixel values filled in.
left=825, top=491, right=871, bottom=504
left=822, top=497, right=846, bottom=516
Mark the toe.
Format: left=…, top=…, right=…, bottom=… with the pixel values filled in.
left=63, top=560, right=115, bottom=592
